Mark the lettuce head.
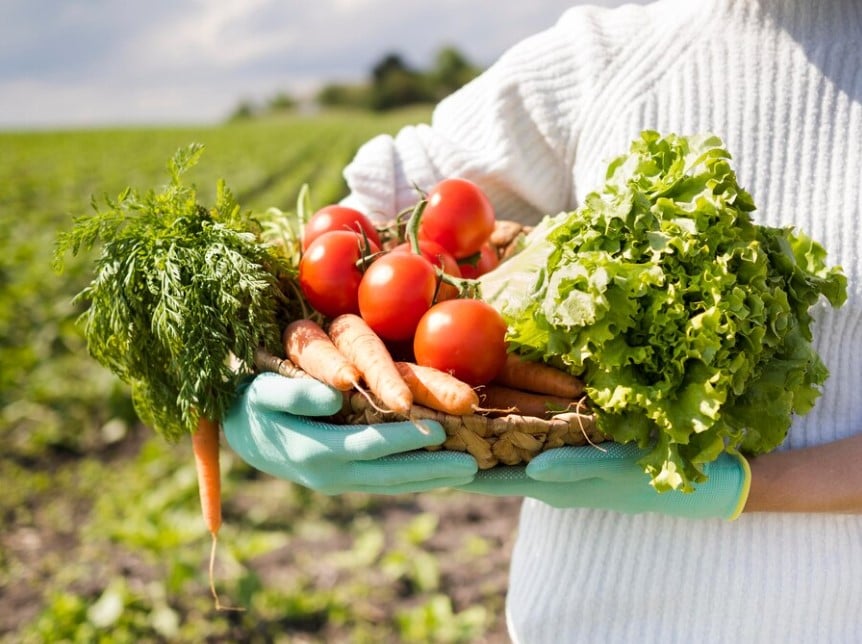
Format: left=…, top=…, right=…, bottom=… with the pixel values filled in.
left=480, top=131, right=847, bottom=492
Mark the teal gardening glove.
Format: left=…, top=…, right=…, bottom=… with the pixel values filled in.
left=458, top=442, right=751, bottom=520
left=223, top=372, right=478, bottom=494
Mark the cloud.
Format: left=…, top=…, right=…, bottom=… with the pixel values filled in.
left=0, top=0, right=644, bottom=128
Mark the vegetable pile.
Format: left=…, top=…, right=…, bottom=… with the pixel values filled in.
left=53, top=145, right=589, bottom=605
left=481, top=131, right=847, bottom=491
left=297, top=176, right=513, bottom=388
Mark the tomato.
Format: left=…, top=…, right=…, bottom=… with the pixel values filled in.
left=299, top=231, right=379, bottom=318
left=358, top=252, right=438, bottom=341
left=302, top=205, right=381, bottom=252
left=418, top=178, right=496, bottom=259
left=413, top=299, right=508, bottom=386
left=457, top=242, right=500, bottom=279
left=391, top=239, right=463, bottom=301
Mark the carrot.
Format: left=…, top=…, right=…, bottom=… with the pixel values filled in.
left=494, top=353, right=584, bottom=398
left=253, top=346, right=308, bottom=380
left=283, top=319, right=361, bottom=391
left=328, top=314, right=413, bottom=414
left=193, top=417, right=222, bottom=536
left=192, top=416, right=242, bottom=612
left=395, top=361, right=479, bottom=416
left=478, top=383, right=582, bottom=418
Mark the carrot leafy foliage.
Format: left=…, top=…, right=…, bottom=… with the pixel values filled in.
left=53, top=144, right=301, bottom=441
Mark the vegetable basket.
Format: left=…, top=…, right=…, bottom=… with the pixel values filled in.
left=259, top=217, right=608, bottom=470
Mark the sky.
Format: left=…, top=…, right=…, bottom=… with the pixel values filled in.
left=0, top=0, right=644, bottom=130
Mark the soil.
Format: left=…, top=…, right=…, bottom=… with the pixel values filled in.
left=0, top=425, right=522, bottom=643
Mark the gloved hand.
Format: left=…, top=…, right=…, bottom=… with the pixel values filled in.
left=222, top=372, right=478, bottom=494
left=457, top=442, right=751, bottom=520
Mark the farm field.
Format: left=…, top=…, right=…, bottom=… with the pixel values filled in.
left=0, top=109, right=519, bottom=643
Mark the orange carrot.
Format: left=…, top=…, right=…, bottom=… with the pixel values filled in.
left=193, top=417, right=222, bottom=536
left=395, top=361, right=479, bottom=416
left=494, top=353, right=584, bottom=398
left=478, top=383, right=582, bottom=418
left=283, top=319, right=361, bottom=391
left=192, top=416, right=242, bottom=612
left=328, top=314, right=413, bottom=414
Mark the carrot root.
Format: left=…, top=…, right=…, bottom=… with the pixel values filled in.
left=193, top=417, right=222, bottom=536
left=494, top=353, right=585, bottom=398
left=395, top=361, right=479, bottom=416
left=253, top=347, right=308, bottom=380
left=328, top=314, right=413, bottom=414
left=283, top=319, right=361, bottom=391
left=477, top=384, right=582, bottom=419
left=192, top=417, right=244, bottom=612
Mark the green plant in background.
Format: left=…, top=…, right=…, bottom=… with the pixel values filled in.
left=396, top=595, right=488, bottom=643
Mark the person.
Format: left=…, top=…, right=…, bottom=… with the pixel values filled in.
left=224, top=0, right=862, bottom=640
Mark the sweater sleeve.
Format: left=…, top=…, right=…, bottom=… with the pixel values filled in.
left=341, top=7, right=612, bottom=225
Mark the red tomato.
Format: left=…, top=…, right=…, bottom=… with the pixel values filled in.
left=299, top=231, right=379, bottom=318
left=457, top=242, right=500, bottom=279
left=413, top=299, right=508, bottom=386
left=302, top=205, right=381, bottom=252
left=358, top=252, right=438, bottom=341
left=418, top=178, right=496, bottom=259
left=391, top=239, right=463, bottom=301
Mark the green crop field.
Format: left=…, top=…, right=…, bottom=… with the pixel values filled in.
left=0, top=109, right=518, bottom=643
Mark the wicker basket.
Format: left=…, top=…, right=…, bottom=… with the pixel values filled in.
left=257, top=218, right=606, bottom=469
left=335, top=390, right=604, bottom=469
left=255, top=348, right=606, bottom=470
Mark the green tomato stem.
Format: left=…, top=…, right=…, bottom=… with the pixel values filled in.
left=405, top=199, right=427, bottom=255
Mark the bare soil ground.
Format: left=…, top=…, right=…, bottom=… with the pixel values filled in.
left=1, top=425, right=521, bottom=643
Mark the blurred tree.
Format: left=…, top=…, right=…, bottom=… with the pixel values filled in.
left=429, top=46, right=481, bottom=99
left=229, top=100, right=256, bottom=121
left=268, top=92, right=297, bottom=112
left=369, top=53, right=434, bottom=110
left=241, top=47, right=483, bottom=116
left=316, top=82, right=372, bottom=109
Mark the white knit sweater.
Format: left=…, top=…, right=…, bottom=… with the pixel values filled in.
left=342, top=0, right=862, bottom=641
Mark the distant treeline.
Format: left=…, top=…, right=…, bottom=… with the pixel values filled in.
left=230, top=46, right=482, bottom=120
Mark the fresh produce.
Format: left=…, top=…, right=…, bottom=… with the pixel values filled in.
left=328, top=313, right=414, bottom=415
left=298, top=229, right=379, bottom=318
left=191, top=417, right=227, bottom=607
left=52, top=143, right=301, bottom=607
left=50, top=141, right=593, bottom=609
left=413, top=299, right=509, bottom=387
left=283, top=318, right=361, bottom=391
left=418, top=177, right=496, bottom=258
left=301, top=204, right=382, bottom=251
left=480, top=131, right=847, bottom=492
left=53, top=144, right=297, bottom=440
left=390, top=239, right=463, bottom=300
left=457, top=241, right=500, bottom=279
left=357, top=251, right=438, bottom=341
left=494, top=353, right=584, bottom=398
left=395, top=361, right=480, bottom=416
left=477, top=384, right=582, bottom=419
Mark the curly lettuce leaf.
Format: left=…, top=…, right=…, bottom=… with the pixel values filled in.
left=481, top=131, right=846, bottom=492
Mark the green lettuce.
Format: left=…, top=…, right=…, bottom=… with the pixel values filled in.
left=480, top=131, right=847, bottom=492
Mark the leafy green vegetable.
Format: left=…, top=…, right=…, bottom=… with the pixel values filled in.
left=53, top=144, right=302, bottom=442
left=481, top=131, right=846, bottom=492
